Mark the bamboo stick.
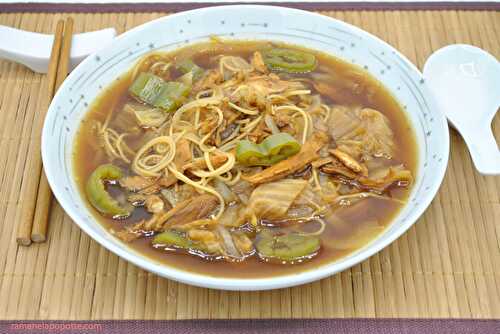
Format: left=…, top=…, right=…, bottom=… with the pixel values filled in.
left=16, top=19, right=64, bottom=246
left=31, top=18, right=74, bottom=243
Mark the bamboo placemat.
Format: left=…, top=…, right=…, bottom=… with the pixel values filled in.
left=0, top=8, right=499, bottom=320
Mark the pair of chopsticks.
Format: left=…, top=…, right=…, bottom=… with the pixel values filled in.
left=16, top=18, right=74, bottom=246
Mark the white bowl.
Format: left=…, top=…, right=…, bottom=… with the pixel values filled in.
left=42, top=5, right=449, bottom=290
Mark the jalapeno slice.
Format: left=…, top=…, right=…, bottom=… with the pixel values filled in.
left=153, top=230, right=192, bottom=249
left=152, top=230, right=209, bottom=253
left=85, top=164, right=132, bottom=218
left=262, top=48, right=317, bottom=73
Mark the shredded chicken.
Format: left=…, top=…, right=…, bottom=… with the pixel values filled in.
left=244, top=132, right=329, bottom=184
left=358, top=166, right=413, bottom=192
left=183, top=153, right=229, bottom=172
left=158, top=174, right=177, bottom=188
left=145, top=194, right=164, bottom=213
left=199, top=115, right=219, bottom=135
left=160, top=184, right=197, bottom=207
left=112, top=105, right=142, bottom=136
left=192, top=69, right=223, bottom=93
left=138, top=183, right=161, bottom=195
left=322, top=163, right=412, bottom=193
left=329, top=148, right=368, bottom=176
left=247, top=118, right=271, bottom=143
left=223, top=55, right=253, bottom=70
left=127, top=193, right=146, bottom=206
left=336, top=143, right=363, bottom=161
left=241, top=73, right=302, bottom=98
left=221, top=107, right=240, bottom=125
left=251, top=51, right=268, bottom=74
left=274, top=113, right=292, bottom=128
left=119, top=176, right=157, bottom=192
left=116, top=194, right=219, bottom=242
left=156, top=193, right=218, bottom=229
left=320, top=158, right=358, bottom=180
left=311, top=157, right=333, bottom=168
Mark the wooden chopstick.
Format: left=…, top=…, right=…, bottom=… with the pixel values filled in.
left=16, top=19, right=65, bottom=246
left=31, top=18, right=74, bottom=243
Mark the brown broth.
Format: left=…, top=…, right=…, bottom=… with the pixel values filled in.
left=73, top=40, right=418, bottom=278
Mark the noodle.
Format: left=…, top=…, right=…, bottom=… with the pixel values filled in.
left=131, top=52, right=171, bottom=80
left=227, top=101, right=259, bottom=116
left=274, top=105, right=310, bottom=144
left=98, top=121, right=135, bottom=164
left=218, top=115, right=263, bottom=151
left=78, top=41, right=415, bottom=269
left=190, top=151, right=235, bottom=178
left=283, top=89, right=311, bottom=97
left=297, top=218, right=326, bottom=237
left=320, top=104, right=331, bottom=122
left=132, top=136, right=176, bottom=177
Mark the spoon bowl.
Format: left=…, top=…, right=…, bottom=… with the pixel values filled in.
left=423, top=44, right=500, bottom=175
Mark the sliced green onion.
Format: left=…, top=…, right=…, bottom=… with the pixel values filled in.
left=129, top=72, right=191, bottom=112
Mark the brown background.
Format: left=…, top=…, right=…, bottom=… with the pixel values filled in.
left=0, top=7, right=499, bottom=320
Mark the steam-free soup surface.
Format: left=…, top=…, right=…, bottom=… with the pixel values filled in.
left=74, top=40, right=417, bottom=278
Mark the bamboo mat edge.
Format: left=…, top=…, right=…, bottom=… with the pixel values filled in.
left=0, top=1, right=499, bottom=13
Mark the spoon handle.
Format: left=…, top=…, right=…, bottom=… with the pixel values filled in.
left=460, top=125, right=500, bottom=175
left=0, top=25, right=116, bottom=73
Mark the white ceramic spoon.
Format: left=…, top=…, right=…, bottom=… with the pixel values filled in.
left=423, top=44, right=500, bottom=175
left=0, top=25, right=116, bottom=73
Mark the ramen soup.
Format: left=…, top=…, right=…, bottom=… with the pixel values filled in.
left=74, top=40, right=417, bottom=278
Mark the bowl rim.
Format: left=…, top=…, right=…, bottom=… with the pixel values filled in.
left=42, top=4, right=450, bottom=290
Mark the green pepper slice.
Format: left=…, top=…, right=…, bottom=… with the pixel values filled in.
left=85, top=164, right=132, bottom=218
left=152, top=230, right=209, bottom=253
left=236, top=132, right=301, bottom=166
left=262, top=48, right=317, bottom=73
left=129, top=72, right=190, bottom=112
left=153, top=230, right=192, bottom=249
left=235, top=140, right=267, bottom=166
left=175, top=59, right=205, bottom=81
left=256, top=229, right=320, bottom=261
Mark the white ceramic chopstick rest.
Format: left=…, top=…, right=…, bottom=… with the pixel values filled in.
left=423, top=44, right=500, bottom=175
left=0, top=25, right=117, bottom=73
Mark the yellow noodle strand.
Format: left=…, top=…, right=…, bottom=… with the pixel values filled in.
left=133, top=136, right=176, bottom=177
